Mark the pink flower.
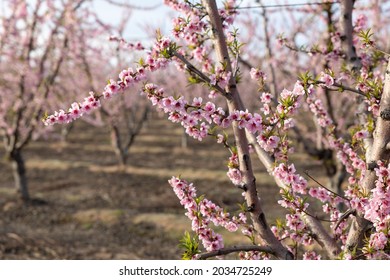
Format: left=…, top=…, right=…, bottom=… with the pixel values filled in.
left=286, top=214, right=305, bottom=231
left=369, top=232, right=388, bottom=250
left=104, top=79, right=120, bottom=97
left=208, top=90, right=218, bottom=99
left=261, top=92, right=272, bottom=104
left=226, top=222, right=238, bottom=232
left=320, top=72, right=334, bottom=87
left=250, top=68, right=266, bottom=81
left=102, top=90, right=112, bottom=99
left=54, top=110, right=68, bottom=124
left=216, top=134, right=224, bottom=143
left=354, top=130, right=369, bottom=140
left=303, top=251, right=321, bottom=260
left=227, top=168, right=242, bottom=185
left=354, top=14, right=367, bottom=32
left=209, top=74, right=217, bottom=85
left=267, top=135, right=280, bottom=149
left=69, top=102, right=82, bottom=120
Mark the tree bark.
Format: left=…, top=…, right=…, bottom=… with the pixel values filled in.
left=60, top=123, right=74, bottom=143
left=10, top=149, right=30, bottom=201
left=340, top=0, right=361, bottom=70
left=181, top=128, right=188, bottom=149
left=110, top=124, right=127, bottom=167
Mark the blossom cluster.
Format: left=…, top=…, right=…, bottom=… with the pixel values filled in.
left=273, top=163, right=308, bottom=195
left=43, top=35, right=173, bottom=126
left=319, top=72, right=334, bottom=88
left=218, top=0, right=239, bottom=27
left=306, top=96, right=333, bottom=128
left=303, top=251, right=321, bottom=260
left=169, top=176, right=244, bottom=252
left=270, top=213, right=314, bottom=251
left=364, top=161, right=390, bottom=233
left=209, top=66, right=231, bottom=88
left=44, top=92, right=101, bottom=125
left=250, top=68, right=267, bottom=82
left=226, top=153, right=242, bottom=185
left=140, top=79, right=313, bottom=167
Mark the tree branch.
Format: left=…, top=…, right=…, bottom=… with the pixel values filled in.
left=173, top=51, right=229, bottom=97
left=202, top=0, right=293, bottom=260
left=302, top=214, right=341, bottom=258
left=245, top=130, right=341, bottom=258
left=344, top=60, right=390, bottom=255
left=339, top=0, right=362, bottom=70
left=197, top=245, right=274, bottom=260
left=334, top=209, right=356, bottom=230
left=317, top=81, right=366, bottom=97
left=304, top=170, right=350, bottom=201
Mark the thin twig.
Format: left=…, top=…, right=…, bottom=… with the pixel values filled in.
left=172, top=51, right=229, bottom=97
left=318, top=81, right=366, bottom=97
left=302, top=209, right=334, bottom=223
left=105, top=0, right=161, bottom=10
left=304, top=170, right=350, bottom=201
left=235, top=1, right=340, bottom=10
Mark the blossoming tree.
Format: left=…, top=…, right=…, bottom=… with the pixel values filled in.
left=0, top=0, right=154, bottom=202
left=44, top=0, right=390, bottom=259
left=0, top=0, right=91, bottom=201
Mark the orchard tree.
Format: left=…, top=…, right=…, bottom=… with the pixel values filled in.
left=0, top=0, right=88, bottom=201
left=62, top=12, right=151, bottom=167
left=0, top=0, right=152, bottom=200
left=44, top=0, right=390, bottom=259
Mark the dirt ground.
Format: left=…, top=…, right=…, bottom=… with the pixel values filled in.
left=0, top=115, right=324, bottom=259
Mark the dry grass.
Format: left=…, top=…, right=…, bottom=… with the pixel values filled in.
left=0, top=116, right=327, bottom=259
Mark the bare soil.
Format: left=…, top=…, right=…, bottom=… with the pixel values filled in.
left=0, top=115, right=324, bottom=259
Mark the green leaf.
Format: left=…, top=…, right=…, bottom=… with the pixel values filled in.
left=179, top=231, right=200, bottom=260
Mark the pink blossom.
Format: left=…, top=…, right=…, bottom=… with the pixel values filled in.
left=286, top=214, right=305, bottom=231
left=227, top=168, right=242, bottom=185
left=54, top=110, right=68, bottom=124
left=354, top=14, right=367, bottom=32
left=303, top=251, right=321, bottom=260
left=216, top=134, right=224, bottom=143
left=250, top=68, right=266, bottom=81
left=69, top=102, right=82, bottom=120
left=261, top=92, right=272, bottom=104
left=319, top=72, right=334, bottom=87
left=192, top=97, right=202, bottom=107
left=226, top=222, right=238, bottom=232
left=369, top=232, right=388, bottom=250
left=208, top=90, right=218, bottom=99
left=354, top=130, right=369, bottom=140
left=257, top=135, right=280, bottom=152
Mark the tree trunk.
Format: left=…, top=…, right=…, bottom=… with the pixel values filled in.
left=110, top=125, right=127, bottom=167
left=181, top=128, right=188, bottom=149
left=10, top=149, right=30, bottom=201
left=116, top=148, right=128, bottom=167
left=60, top=123, right=74, bottom=143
